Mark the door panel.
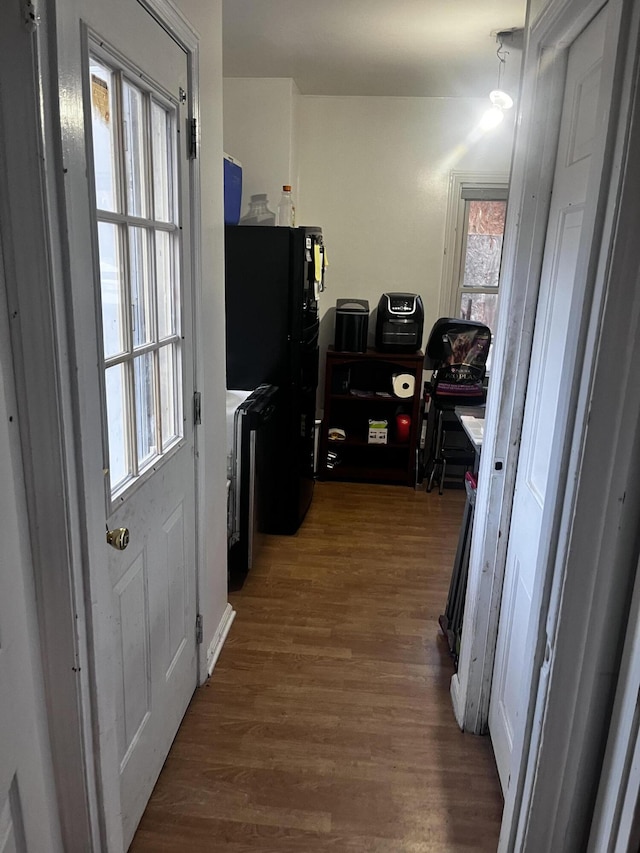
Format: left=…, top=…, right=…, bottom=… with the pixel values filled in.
left=489, top=8, right=606, bottom=794
left=501, top=558, right=530, bottom=734
left=527, top=207, right=584, bottom=498
left=115, top=550, right=150, bottom=766
left=108, top=452, right=196, bottom=844
left=59, top=0, right=198, bottom=846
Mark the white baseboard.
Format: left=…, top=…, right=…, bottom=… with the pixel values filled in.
left=205, top=603, right=236, bottom=678
left=450, top=673, right=465, bottom=730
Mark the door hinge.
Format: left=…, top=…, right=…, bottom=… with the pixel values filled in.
left=195, top=614, right=203, bottom=645
left=193, top=390, right=201, bottom=425
left=188, top=117, right=197, bottom=160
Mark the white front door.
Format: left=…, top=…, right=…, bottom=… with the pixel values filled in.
left=58, top=1, right=198, bottom=847
left=0, top=282, right=62, bottom=851
left=489, top=7, right=607, bottom=793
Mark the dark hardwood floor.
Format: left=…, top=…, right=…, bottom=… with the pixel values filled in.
left=131, top=481, right=503, bottom=852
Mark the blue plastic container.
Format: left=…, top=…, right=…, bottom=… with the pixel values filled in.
left=223, top=154, right=242, bottom=225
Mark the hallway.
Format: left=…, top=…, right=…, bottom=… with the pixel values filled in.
left=131, top=482, right=503, bottom=851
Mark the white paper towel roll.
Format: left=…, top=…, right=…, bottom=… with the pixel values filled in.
left=392, top=373, right=415, bottom=398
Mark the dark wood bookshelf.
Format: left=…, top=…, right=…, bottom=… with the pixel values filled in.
left=319, top=347, right=424, bottom=486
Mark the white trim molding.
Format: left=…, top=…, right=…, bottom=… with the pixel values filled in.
left=206, top=604, right=236, bottom=677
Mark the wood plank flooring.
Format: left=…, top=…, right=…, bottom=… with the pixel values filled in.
left=130, top=482, right=503, bottom=852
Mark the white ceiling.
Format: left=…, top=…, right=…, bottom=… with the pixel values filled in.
left=222, top=0, right=527, bottom=98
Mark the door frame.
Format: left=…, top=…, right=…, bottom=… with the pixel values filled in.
left=588, top=556, right=640, bottom=851
left=452, top=0, right=614, bottom=736
left=0, top=20, right=65, bottom=844
left=2, top=0, right=204, bottom=849
left=510, top=2, right=640, bottom=845
left=452, top=0, right=640, bottom=847
left=0, top=1, right=99, bottom=846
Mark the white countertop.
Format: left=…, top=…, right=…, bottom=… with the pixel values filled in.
left=459, top=415, right=484, bottom=449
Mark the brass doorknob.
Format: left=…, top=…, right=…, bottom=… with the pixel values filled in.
left=106, top=527, right=130, bottom=550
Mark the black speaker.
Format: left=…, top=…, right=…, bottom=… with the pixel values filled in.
left=334, top=299, right=369, bottom=352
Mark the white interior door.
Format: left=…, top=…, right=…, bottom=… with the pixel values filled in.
left=489, top=8, right=607, bottom=794
left=0, top=280, right=62, bottom=849
left=59, top=1, right=198, bottom=847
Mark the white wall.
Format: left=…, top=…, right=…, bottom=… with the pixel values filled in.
left=298, top=96, right=514, bottom=346
left=223, top=77, right=301, bottom=218
left=175, top=0, right=229, bottom=677
left=296, top=95, right=515, bottom=407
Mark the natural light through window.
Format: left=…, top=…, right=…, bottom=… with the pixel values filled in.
left=459, top=199, right=506, bottom=332
left=89, top=54, right=183, bottom=497
left=442, top=175, right=508, bottom=343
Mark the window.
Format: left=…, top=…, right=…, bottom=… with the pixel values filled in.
left=441, top=174, right=509, bottom=337
left=87, top=53, right=182, bottom=498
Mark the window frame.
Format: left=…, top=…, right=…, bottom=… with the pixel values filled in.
left=85, top=39, right=185, bottom=508
left=440, top=172, right=509, bottom=328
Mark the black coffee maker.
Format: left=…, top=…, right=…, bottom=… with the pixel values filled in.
left=375, top=293, right=424, bottom=353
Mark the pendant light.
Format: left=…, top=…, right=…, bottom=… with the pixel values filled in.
left=480, top=31, right=515, bottom=130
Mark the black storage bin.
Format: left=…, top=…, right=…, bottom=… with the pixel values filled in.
left=334, top=299, right=369, bottom=352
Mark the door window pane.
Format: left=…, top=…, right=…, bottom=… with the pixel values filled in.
left=155, top=230, right=175, bottom=339
left=89, top=60, right=118, bottom=212
left=134, top=353, right=157, bottom=466
left=123, top=81, right=148, bottom=218
left=105, top=364, right=128, bottom=487
left=129, top=227, right=152, bottom=347
left=87, top=50, right=183, bottom=497
left=159, top=344, right=178, bottom=449
left=151, top=102, right=172, bottom=222
left=462, top=201, right=506, bottom=289
left=98, top=222, right=124, bottom=358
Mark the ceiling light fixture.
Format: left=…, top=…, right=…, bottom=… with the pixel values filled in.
left=480, top=31, right=514, bottom=131
left=489, top=89, right=514, bottom=111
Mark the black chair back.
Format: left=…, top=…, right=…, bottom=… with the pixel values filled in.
left=425, top=318, right=491, bottom=403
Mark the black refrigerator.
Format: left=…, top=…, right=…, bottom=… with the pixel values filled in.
left=225, top=225, right=324, bottom=535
